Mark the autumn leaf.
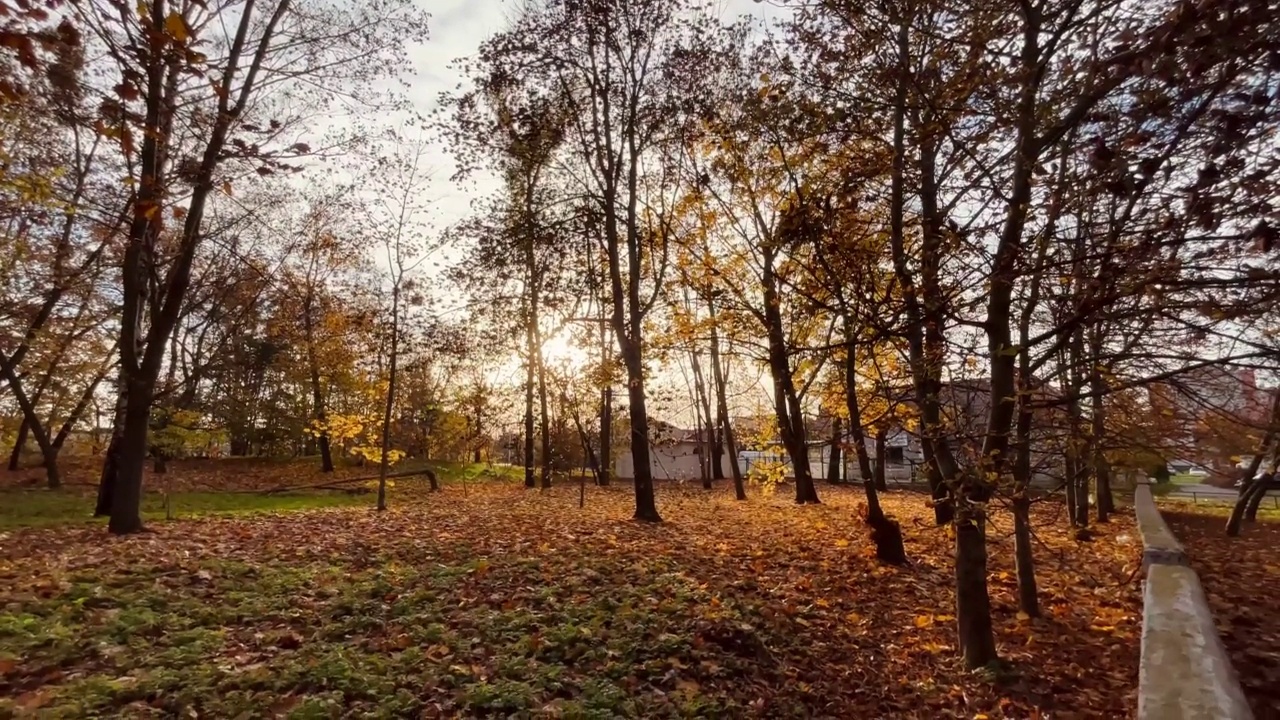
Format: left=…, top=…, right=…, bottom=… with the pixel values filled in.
left=165, top=11, right=189, bottom=43
left=0, top=479, right=1143, bottom=718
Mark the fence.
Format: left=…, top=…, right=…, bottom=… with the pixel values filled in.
left=1166, top=491, right=1279, bottom=508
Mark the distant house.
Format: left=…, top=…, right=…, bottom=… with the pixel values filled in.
left=613, top=421, right=728, bottom=481
left=614, top=380, right=1063, bottom=486
left=1149, top=365, right=1276, bottom=480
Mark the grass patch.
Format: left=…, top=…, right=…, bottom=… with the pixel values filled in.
left=0, top=484, right=1144, bottom=718
left=0, top=489, right=371, bottom=529
left=1156, top=496, right=1280, bottom=518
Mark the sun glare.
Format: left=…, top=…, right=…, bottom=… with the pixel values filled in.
left=540, top=331, right=589, bottom=371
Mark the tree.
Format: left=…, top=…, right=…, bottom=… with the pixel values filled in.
left=85, top=0, right=429, bottom=533
left=371, top=139, right=433, bottom=512
left=466, top=0, right=733, bottom=521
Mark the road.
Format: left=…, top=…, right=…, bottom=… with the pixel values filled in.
left=1166, top=482, right=1280, bottom=502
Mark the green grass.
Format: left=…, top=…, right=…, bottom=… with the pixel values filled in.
left=0, top=490, right=371, bottom=530
left=0, top=521, right=745, bottom=718
left=1157, top=495, right=1280, bottom=518
left=1170, top=473, right=1204, bottom=485
left=0, top=461, right=525, bottom=530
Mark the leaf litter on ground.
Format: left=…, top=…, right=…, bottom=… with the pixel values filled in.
left=1163, top=509, right=1280, bottom=719
left=0, top=481, right=1142, bottom=718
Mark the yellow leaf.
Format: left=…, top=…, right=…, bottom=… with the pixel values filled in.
left=165, top=12, right=189, bottom=43
left=815, top=598, right=830, bottom=608
left=935, top=614, right=955, bottom=622
left=834, top=538, right=849, bottom=548
left=844, top=611, right=863, bottom=624
left=914, top=614, right=934, bottom=628
left=221, top=179, right=233, bottom=196
left=1016, top=611, right=1031, bottom=622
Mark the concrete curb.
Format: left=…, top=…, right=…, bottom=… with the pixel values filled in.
left=1134, top=480, right=1253, bottom=720
left=1134, top=479, right=1187, bottom=568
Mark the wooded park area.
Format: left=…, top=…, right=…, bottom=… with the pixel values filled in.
left=1, top=0, right=1279, bottom=715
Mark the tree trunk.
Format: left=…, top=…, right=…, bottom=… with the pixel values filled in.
left=538, top=353, right=551, bottom=490
left=377, top=285, right=400, bottom=512
left=689, top=348, right=714, bottom=490
left=1074, top=458, right=1090, bottom=530
left=873, top=429, right=887, bottom=490
left=826, top=415, right=841, bottom=483
left=8, top=418, right=28, bottom=471
left=709, top=299, right=744, bottom=500
left=302, top=290, right=336, bottom=474
left=712, top=427, right=724, bottom=479
left=0, top=352, right=60, bottom=488
left=623, top=344, right=661, bottom=522
left=955, top=509, right=997, bottom=668
left=921, top=438, right=953, bottom=524
left=1012, top=310, right=1040, bottom=617
left=1012, top=494, right=1039, bottom=618
left=884, top=16, right=994, bottom=663
left=599, top=386, right=612, bottom=486
left=524, top=344, right=536, bottom=488
left=1088, top=330, right=1114, bottom=522
left=1064, top=450, right=1078, bottom=525
left=1244, top=468, right=1274, bottom=521
left=842, top=321, right=905, bottom=564
left=1095, top=454, right=1114, bottom=522
left=96, top=370, right=128, bottom=516
left=761, top=250, right=817, bottom=505
left=1227, top=392, right=1279, bottom=535
left=109, top=378, right=155, bottom=534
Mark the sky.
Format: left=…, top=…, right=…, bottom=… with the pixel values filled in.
left=399, top=0, right=791, bottom=232
left=349, top=0, right=792, bottom=430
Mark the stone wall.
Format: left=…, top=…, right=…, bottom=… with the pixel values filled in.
left=1134, top=480, right=1252, bottom=720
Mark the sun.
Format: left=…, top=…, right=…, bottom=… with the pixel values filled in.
left=539, top=329, right=589, bottom=370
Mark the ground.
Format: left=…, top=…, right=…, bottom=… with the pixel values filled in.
left=0, top=468, right=1142, bottom=719
left=1163, top=508, right=1280, bottom=719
